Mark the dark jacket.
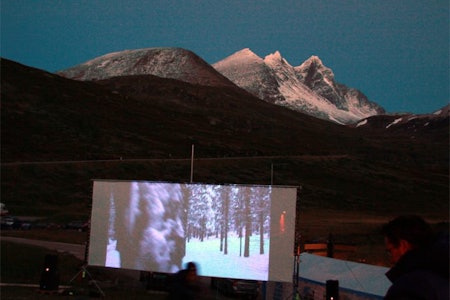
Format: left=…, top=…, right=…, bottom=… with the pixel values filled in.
left=384, top=237, right=449, bottom=300
left=168, top=269, right=201, bottom=300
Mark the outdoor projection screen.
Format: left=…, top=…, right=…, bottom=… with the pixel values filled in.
left=89, top=180, right=297, bottom=282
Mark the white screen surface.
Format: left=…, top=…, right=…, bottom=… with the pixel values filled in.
left=89, top=180, right=297, bottom=282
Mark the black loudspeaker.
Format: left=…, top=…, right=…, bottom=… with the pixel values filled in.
left=39, top=254, right=60, bottom=290
left=326, top=280, right=339, bottom=300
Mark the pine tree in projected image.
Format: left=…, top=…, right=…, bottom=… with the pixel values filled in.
left=211, top=186, right=228, bottom=254
left=187, top=184, right=203, bottom=241
left=187, top=185, right=216, bottom=242
left=229, top=186, right=272, bottom=258
left=230, top=185, right=251, bottom=257
left=222, top=187, right=230, bottom=255
left=251, top=186, right=271, bottom=255
left=244, top=192, right=251, bottom=257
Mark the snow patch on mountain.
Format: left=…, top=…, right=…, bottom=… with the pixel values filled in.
left=386, top=117, right=403, bottom=129
left=353, top=104, right=449, bottom=132
left=356, top=119, right=368, bottom=127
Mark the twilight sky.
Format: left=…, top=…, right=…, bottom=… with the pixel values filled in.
left=1, top=0, right=449, bottom=114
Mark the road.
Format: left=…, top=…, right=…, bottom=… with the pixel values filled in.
left=1, top=154, right=350, bottom=166
left=0, top=236, right=86, bottom=260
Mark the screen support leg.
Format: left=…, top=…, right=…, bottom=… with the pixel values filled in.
left=68, top=212, right=105, bottom=297
left=285, top=252, right=301, bottom=299
left=69, top=265, right=105, bottom=297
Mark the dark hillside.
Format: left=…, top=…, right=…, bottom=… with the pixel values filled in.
left=1, top=58, right=448, bottom=223
left=2, top=58, right=358, bottom=161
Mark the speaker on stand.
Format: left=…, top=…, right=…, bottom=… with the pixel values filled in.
left=326, top=280, right=339, bottom=300
left=39, top=254, right=60, bottom=291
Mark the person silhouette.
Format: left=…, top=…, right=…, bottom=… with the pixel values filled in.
left=169, top=262, right=201, bottom=300
left=382, top=215, right=449, bottom=300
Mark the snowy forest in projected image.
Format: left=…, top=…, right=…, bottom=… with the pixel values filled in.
left=103, top=182, right=272, bottom=280
left=183, top=184, right=272, bottom=280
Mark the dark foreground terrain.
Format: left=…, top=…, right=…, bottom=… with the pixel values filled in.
left=1, top=58, right=448, bottom=299
left=1, top=235, right=248, bottom=300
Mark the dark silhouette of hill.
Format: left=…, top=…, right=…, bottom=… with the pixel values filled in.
left=1, top=58, right=448, bottom=223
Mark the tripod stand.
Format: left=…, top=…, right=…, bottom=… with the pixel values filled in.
left=68, top=213, right=105, bottom=297
left=283, top=254, right=300, bottom=300
left=69, top=264, right=105, bottom=297
left=285, top=187, right=302, bottom=300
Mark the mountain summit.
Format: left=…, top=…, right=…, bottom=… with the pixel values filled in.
left=214, top=49, right=385, bottom=124
left=57, top=47, right=235, bottom=88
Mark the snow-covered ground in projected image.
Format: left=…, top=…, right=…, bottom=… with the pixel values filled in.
left=182, top=233, right=270, bottom=280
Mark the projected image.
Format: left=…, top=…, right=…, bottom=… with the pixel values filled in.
left=90, top=180, right=297, bottom=282
left=106, top=182, right=185, bottom=272
left=183, top=184, right=271, bottom=280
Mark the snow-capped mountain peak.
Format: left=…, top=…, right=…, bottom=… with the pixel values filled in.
left=264, top=51, right=286, bottom=65
left=212, top=48, right=264, bottom=71
left=299, top=55, right=324, bottom=68
left=296, top=55, right=335, bottom=86
left=214, top=48, right=385, bottom=124
left=235, top=48, right=261, bottom=60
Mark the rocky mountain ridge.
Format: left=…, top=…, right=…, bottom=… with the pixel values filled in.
left=214, top=49, right=385, bottom=124
left=58, top=47, right=384, bottom=124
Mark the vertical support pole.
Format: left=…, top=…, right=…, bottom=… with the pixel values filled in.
left=270, top=163, right=274, bottom=185
left=190, top=144, right=194, bottom=183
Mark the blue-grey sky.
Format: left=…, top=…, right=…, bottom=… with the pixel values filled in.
left=1, top=0, right=449, bottom=114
